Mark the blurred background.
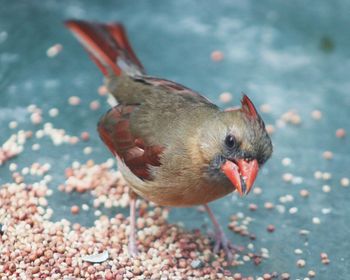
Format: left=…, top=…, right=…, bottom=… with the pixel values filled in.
left=0, top=0, right=349, bottom=278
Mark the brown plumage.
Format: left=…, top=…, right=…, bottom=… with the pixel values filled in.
left=65, top=20, right=273, bottom=259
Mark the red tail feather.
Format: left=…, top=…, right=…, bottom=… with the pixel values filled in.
left=65, top=20, right=144, bottom=77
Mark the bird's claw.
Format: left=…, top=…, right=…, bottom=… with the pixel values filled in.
left=128, top=242, right=139, bottom=257
left=209, top=230, right=241, bottom=262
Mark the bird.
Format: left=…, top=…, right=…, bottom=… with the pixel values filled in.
left=65, top=20, right=273, bottom=260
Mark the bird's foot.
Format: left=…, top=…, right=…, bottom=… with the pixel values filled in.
left=209, top=229, right=238, bottom=262
left=128, top=191, right=139, bottom=258
left=204, top=204, right=243, bottom=262
left=208, top=226, right=245, bottom=262
left=128, top=240, right=139, bottom=257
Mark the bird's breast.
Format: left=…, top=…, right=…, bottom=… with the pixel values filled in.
left=123, top=169, right=233, bottom=206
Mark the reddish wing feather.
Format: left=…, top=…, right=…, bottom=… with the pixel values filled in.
left=98, top=105, right=163, bottom=180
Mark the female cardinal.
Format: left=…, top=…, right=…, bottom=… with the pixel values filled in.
left=65, top=20, right=273, bottom=260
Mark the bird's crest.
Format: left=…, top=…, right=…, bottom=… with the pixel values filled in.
left=241, top=94, right=258, bottom=120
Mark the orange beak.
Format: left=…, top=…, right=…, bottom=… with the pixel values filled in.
left=221, top=159, right=259, bottom=196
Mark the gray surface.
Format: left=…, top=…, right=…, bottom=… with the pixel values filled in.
left=1, top=1, right=349, bottom=278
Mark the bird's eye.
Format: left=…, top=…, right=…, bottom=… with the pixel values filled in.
left=225, top=134, right=236, bottom=149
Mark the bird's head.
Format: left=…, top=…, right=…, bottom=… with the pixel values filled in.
left=199, top=95, right=273, bottom=196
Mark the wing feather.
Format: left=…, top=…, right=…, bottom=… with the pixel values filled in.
left=98, top=105, right=163, bottom=180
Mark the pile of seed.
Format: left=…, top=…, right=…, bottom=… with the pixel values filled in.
left=1, top=163, right=279, bottom=279
left=59, top=159, right=131, bottom=209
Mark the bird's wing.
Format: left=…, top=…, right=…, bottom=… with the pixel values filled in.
left=98, top=104, right=164, bottom=180
left=131, top=75, right=215, bottom=106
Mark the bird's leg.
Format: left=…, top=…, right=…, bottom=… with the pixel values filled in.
left=204, top=204, right=234, bottom=261
left=128, top=191, right=138, bottom=257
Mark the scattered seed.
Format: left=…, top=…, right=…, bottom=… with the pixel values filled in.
left=71, top=205, right=80, bottom=215
left=266, top=225, right=275, bottom=233
left=308, top=270, right=316, bottom=278
left=9, top=163, right=17, bottom=171
left=178, top=258, right=187, bottom=268
left=281, top=272, right=290, bottom=280
left=32, top=143, right=40, bottom=151
left=322, top=185, right=331, bottom=193
left=9, top=121, right=18, bottom=129
left=281, top=110, right=302, bottom=125
left=94, top=210, right=101, bottom=216
left=294, top=248, right=303, bottom=255
left=265, top=124, right=275, bottom=134
left=260, top=104, right=271, bottom=113
left=299, top=189, right=309, bottom=197
left=253, top=186, right=262, bottom=195
left=320, top=252, right=328, bottom=259
left=280, top=194, right=294, bottom=203
left=82, top=204, right=89, bottom=211
left=48, top=108, right=59, bottom=117
left=299, top=229, right=310, bottom=236
left=83, top=146, right=92, bottom=155
left=311, top=110, right=322, bottom=120
left=312, top=217, right=321, bottom=224
left=291, top=114, right=301, bottom=124
left=264, top=202, right=274, bottom=209
left=322, top=151, right=333, bottom=160
left=281, top=157, right=292, bottom=166
left=292, top=176, right=303, bottom=184
left=211, top=50, right=224, bottom=61
left=321, top=208, right=332, bottom=214
left=335, top=128, right=346, bottom=138
left=249, top=203, right=258, bottom=211
left=81, top=132, right=90, bottom=141
left=218, top=92, right=232, bottom=104
left=46, top=44, right=63, bottom=57
left=296, top=259, right=306, bottom=267
left=31, top=112, right=42, bottom=125
left=68, top=96, right=81, bottom=106
left=98, top=85, right=108, bottom=96
left=90, top=100, right=100, bottom=110
left=314, top=171, right=322, bottom=179
left=282, top=173, right=293, bottom=182
left=340, top=177, right=349, bottom=187
left=322, top=172, right=332, bottom=180
left=276, top=205, right=286, bottom=214
left=22, top=167, right=29, bottom=175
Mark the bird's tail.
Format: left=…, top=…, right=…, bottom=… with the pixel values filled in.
left=65, top=20, right=145, bottom=77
